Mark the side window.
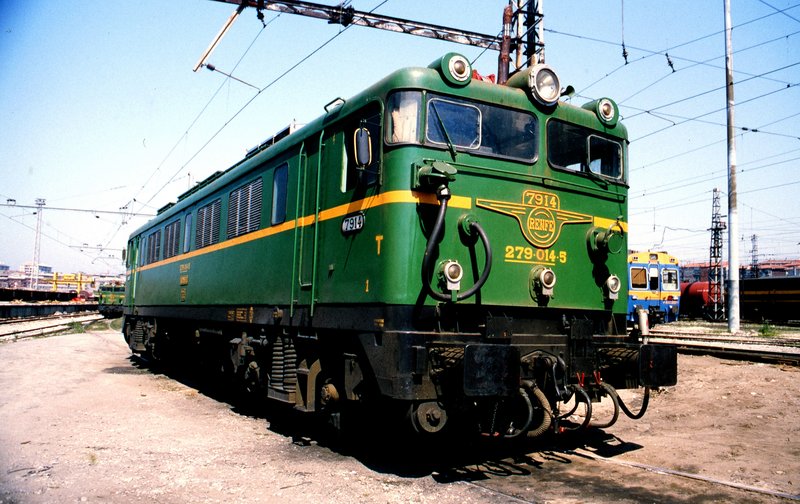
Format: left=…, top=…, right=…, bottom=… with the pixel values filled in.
left=271, top=164, right=288, bottom=225
left=630, top=267, right=647, bottom=289
left=227, top=178, right=263, bottom=239
left=195, top=199, right=221, bottom=249
left=662, top=268, right=679, bottom=291
left=342, top=106, right=382, bottom=192
left=386, top=91, right=421, bottom=144
left=138, top=237, right=146, bottom=267
left=125, top=241, right=132, bottom=269
left=183, top=213, right=193, bottom=254
left=163, top=220, right=181, bottom=259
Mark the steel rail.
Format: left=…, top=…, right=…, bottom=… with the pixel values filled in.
left=0, top=311, right=99, bottom=326
left=571, top=447, right=800, bottom=501
left=647, top=336, right=800, bottom=365
left=0, top=314, right=104, bottom=342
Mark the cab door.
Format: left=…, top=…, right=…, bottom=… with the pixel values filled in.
left=125, top=236, right=140, bottom=312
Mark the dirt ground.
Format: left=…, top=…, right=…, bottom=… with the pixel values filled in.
left=0, top=327, right=798, bottom=503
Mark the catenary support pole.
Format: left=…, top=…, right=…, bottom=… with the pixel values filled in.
left=724, top=0, right=740, bottom=333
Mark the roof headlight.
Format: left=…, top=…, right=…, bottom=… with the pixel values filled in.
left=530, top=65, right=561, bottom=106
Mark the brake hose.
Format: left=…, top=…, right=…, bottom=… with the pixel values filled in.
left=421, top=185, right=492, bottom=302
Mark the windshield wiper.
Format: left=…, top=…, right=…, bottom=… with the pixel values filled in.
left=430, top=101, right=458, bottom=161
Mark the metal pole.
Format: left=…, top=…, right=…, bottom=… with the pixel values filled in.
left=193, top=4, right=245, bottom=72
left=515, top=0, right=523, bottom=70
left=724, top=0, right=740, bottom=332
left=32, top=198, right=45, bottom=290
left=536, top=0, right=544, bottom=64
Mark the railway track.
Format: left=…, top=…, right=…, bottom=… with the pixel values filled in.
left=0, top=312, right=104, bottom=342
left=453, top=444, right=800, bottom=503
left=647, top=326, right=800, bottom=365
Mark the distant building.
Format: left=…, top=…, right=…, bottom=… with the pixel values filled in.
left=0, top=263, right=9, bottom=289
left=21, top=262, right=53, bottom=277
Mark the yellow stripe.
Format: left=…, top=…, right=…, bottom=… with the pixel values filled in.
left=631, top=291, right=680, bottom=301
left=593, top=216, right=629, bottom=232
left=134, top=190, right=472, bottom=273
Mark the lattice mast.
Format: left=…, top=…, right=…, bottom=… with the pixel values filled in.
left=750, top=234, right=758, bottom=278
left=202, top=1, right=544, bottom=82
left=32, top=198, right=46, bottom=290
left=707, top=188, right=726, bottom=321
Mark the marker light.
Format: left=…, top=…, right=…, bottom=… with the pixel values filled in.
left=430, top=53, right=472, bottom=87
left=441, top=260, right=463, bottom=291
left=606, top=274, right=621, bottom=300
left=530, top=266, right=557, bottom=298
left=598, top=99, right=615, bottom=122
left=448, top=55, right=471, bottom=83
left=583, top=97, right=619, bottom=127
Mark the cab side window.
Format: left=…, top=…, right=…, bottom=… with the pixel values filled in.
left=342, top=103, right=381, bottom=192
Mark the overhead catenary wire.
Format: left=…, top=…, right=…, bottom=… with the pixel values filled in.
left=134, top=0, right=391, bottom=217
left=575, top=3, right=800, bottom=95
left=631, top=113, right=800, bottom=174
left=629, top=81, right=800, bottom=143
left=101, top=11, right=282, bottom=253
left=123, top=13, right=279, bottom=212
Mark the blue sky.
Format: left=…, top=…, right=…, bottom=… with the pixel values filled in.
left=1, top=0, right=799, bottom=275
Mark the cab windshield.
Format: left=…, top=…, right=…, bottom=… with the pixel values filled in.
left=386, top=91, right=537, bottom=162
left=548, top=120, right=624, bottom=181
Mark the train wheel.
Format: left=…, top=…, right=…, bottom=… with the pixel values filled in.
left=410, top=401, right=448, bottom=434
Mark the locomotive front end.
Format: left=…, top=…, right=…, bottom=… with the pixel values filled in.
left=379, top=54, right=677, bottom=436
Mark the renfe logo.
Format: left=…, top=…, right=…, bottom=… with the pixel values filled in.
left=476, top=190, right=591, bottom=248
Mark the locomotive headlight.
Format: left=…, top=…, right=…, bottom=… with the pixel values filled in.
left=530, top=65, right=561, bottom=106
left=440, top=260, right=463, bottom=291
left=506, top=64, right=561, bottom=107
left=606, top=274, right=621, bottom=300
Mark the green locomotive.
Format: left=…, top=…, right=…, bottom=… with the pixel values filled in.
left=98, top=283, right=125, bottom=318
left=123, top=53, right=676, bottom=437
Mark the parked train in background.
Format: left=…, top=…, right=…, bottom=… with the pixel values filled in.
left=98, top=284, right=125, bottom=318
left=681, top=276, right=800, bottom=323
left=121, top=53, right=677, bottom=438
left=627, top=251, right=681, bottom=326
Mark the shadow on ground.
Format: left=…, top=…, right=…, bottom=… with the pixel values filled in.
left=121, top=355, right=644, bottom=480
